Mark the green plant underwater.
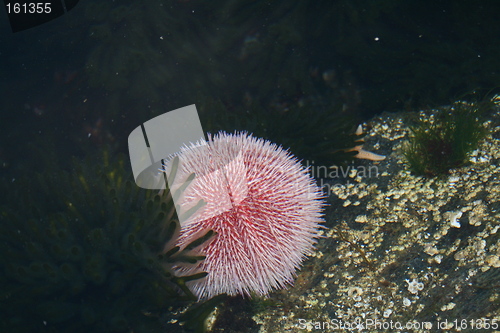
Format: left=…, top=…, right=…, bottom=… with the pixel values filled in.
left=403, top=101, right=489, bottom=177
left=197, top=96, right=362, bottom=168
left=0, top=150, right=221, bottom=333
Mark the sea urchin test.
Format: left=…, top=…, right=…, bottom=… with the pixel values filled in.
left=163, top=132, right=325, bottom=300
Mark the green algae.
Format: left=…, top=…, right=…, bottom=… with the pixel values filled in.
left=0, top=149, right=219, bottom=333
left=403, top=101, right=489, bottom=177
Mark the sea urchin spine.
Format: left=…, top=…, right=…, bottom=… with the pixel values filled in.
left=163, top=132, right=325, bottom=300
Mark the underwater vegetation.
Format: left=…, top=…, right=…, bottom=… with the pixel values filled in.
left=198, top=96, right=362, bottom=169
left=0, top=150, right=220, bottom=333
left=83, top=1, right=312, bottom=107
left=403, top=100, right=490, bottom=177
left=76, top=0, right=367, bottom=158
left=0, top=0, right=368, bottom=168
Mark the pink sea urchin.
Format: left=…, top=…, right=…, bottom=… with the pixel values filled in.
left=166, top=132, right=325, bottom=300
